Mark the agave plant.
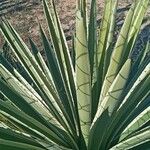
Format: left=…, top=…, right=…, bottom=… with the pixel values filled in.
left=0, top=0, right=150, bottom=149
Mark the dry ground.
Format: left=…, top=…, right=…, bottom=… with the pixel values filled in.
left=0, top=0, right=146, bottom=49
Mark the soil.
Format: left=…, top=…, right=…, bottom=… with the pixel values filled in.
left=0, top=0, right=148, bottom=49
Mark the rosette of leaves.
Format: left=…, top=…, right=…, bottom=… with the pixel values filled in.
left=0, top=0, right=149, bottom=149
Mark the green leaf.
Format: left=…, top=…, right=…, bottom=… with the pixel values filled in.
left=119, top=98, right=150, bottom=141
left=0, top=65, right=62, bottom=129
left=127, top=0, right=149, bottom=50
left=0, top=139, right=46, bottom=150
left=29, top=38, right=54, bottom=87
left=42, top=0, right=78, bottom=136
left=0, top=100, right=71, bottom=148
left=0, top=127, right=46, bottom=149
left=110, top=127, right=150, bottom=150
left=75, top=0, right=91, bottom=143
left=88, top=0, right=97, bottom=76
left=95, top=59, right=131, bottom=120
left=97, top=0, right=112, bottom=66
left=0, top=0, right=149, bottom=149
left=103, top=74, right=150, bottom=149
left=100, top=1, right=138, bottom=102
left=88, top=109, right=111, bottom=150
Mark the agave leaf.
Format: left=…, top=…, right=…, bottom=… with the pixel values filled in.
left=42, top=0, right=71, bottom=91
left=42, top=0, right=78, bottom=135
left=0, top=138, right=46, bottom=150
left=94, top=59, right=131, bottom=121
left=88, top=0, right=98, bottom=121
left=96, top=0, right=118, bottom=77
left=75, top=0, right=91, bottom=143
left=100, top=4, right=133, bottom=100
left=111, top=95, right=150, bottom=143
left=0, top=117, right=68, bottom=150
left=91, top=1, right=119, bottom=116
left=138, top=42, right=150, bottom=66
left=131, top=42, right=150, bottom=77
left=120, top=106, right=150, bottom=141
left=110, top=127, right=150, bottom=150
left=0, top=101, right=72, bottom=148
left=0, top=127, right=46, bottom=149
left=39, top=25, right=79, bottom=135
left=88, top=0, right=97, bottom=76
left=46, top=2, right=81, bottom=133
left=51, top=0, right=77, bottom=96
left=131, top=141, right=150, bottom=150
left=0, top=86, right=72, bottom=147
left=120, top=0, right=149, bottom=64
left=121, top=50, right=150, bottom=104
left=0, top=54, right=60, bottom=118
left=88, top=109, right=111, bottom=150
left=1, top=19, right=78, bottom=137
left=43, top=2, right=78, bottom=118
left=0, top=20, right=58, bottom=104
left=127, top=0, right=149, bottom=49
left=116, top=81, right=149, bottom=147
left=0, top=49, right=35, bottom=87
left=100, top=1, right=139, bottom=102
left=99, top=71, right=150, bottom=149
left=102, top=0, right=119, bottom=79
left=0, top=113, right=22, bottom=131
left=0, top=20, right=37, bottom=84
left=0, top=65, right=81, bottom=145
left=29, top=38, right=55, bottom=89
left=39, top=25, right=65, bottom=101
left=97, top=0, right=111, bottom=66
left=71, top=34, right=76, bottom=69
left=0, top=96, right=79, bottom=149
left=0, top=126, right=67, bottom=150
left=0, top=65, right=62, bottom=128
left=106, top=0, right=118, bottom=50
left=93, top=0, right=112, bottom=99
left=29, top=38, right=44, bottom=71
left=120, top=62, right=150, bottom=108
left=0, top=0, right=149, bottom=149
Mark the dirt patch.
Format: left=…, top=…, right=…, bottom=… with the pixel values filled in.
left=0, top=0, right=148, bottom=49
